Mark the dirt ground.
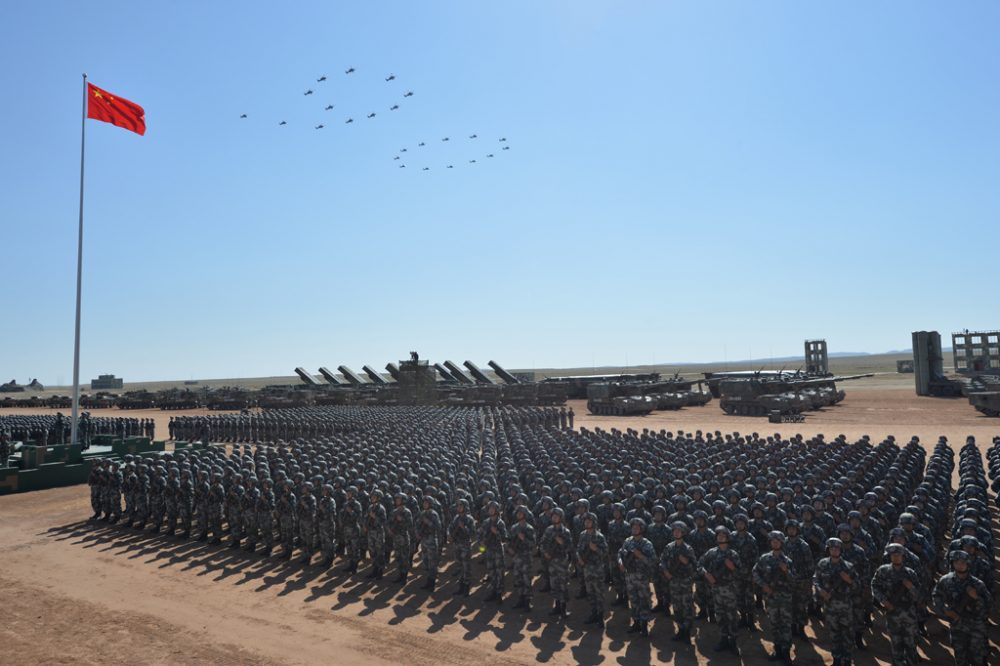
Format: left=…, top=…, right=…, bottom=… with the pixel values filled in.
left=1, top=387, right=998, bottom=665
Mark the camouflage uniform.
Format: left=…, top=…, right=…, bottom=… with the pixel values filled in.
left=752, top=537, right=796, bottom=658
left=688, top=522, right=717, bottom=617
left=932, top=564, right=991, bottom=666
left=226, top=483, right=245, bottom=546
left=871, top=561, right=921, bottom=666
left=242, top=483, right=259, bottom=550
left=341, top=494, right=363, bottom=571
left=540, top=513, right=572, bottom=613
left=699, top=539, right=741, bottom=650
left=362, top=494, right=385, bottom=573
left=606, top=510, right=630, bottom=603
left=646, top=512, right=672, bottom=611
left=814, top=545, right=858, bottom=665
left=177, top=471, right=194, bottom=537
left=449, top=503, right=477, bottom=592
left=207, top=476, right=226, bottom=544
left=416, top=504, right=442, bottom=585
left=509, top=516, right=536, bottom=606
left=577, top=524, right=609, bottom=623
left=731, top=518, right=758, bottom=626
left=88, top=463, right=102, bottom=518
left=257, top=481, right=276, bottom=553
left=479, top=509, right=509, bottom=599
left=660, top=527, right=697, bottom=639
left=164, top=471, right=179, bottom=534
left=318, top=487, right=339, bottom=566
left=618, top=523, right=657, bottom=632
left=785, top=528, right=815, bottom=632
left=276, top=485, right=297, bottom=556
left=388, top=501, right=413, bottom=579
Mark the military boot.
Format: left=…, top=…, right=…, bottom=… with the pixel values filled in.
left=638, top=621, right=649, bottom=637
left=548, top=600, right=561, bottom=616
left=854, top=632, right=864, bottom=649
left=613, top=592, right=628, bottom=607
left=427, top=575, right=436, bottom=592
left=513, top=595, right=526, bottom=609
left=484, top=588, right=498, bottom=602
left=584, top=611, right=599, bottom=625
left=713, top=638, right=731, bottom=652
left=373, top=566, right=383, bottom=580
left=627, top=619, right=641, bottom=634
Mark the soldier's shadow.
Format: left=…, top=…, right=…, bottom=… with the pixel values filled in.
left=529, top=619, right=567, bottom=662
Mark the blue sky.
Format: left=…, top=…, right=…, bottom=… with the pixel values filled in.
left=2, top=2, right=998, bottom=384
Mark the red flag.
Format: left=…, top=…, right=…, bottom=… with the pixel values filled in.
left=86, top=83, right=145, bottom=136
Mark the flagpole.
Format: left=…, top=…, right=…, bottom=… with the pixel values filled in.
left=70, top=73, right=87, bottom=448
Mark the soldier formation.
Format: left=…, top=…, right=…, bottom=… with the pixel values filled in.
left=1, top=414, right=153, bottom=451
left=87, top=405, right=996, bottom=665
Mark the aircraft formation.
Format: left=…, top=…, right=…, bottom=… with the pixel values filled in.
left=236, top=66, right=513, bottom=172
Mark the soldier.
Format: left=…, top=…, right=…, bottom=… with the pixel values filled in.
left=87, top=461, right=102, bottom=520
left=257, top=477, right=276, bottom=555
left=871, top=543, right=921, bottom=666
left=388, top=492, right=413, bottom=581
left=576, top=512, right=609, bottom=627
left=416, top=495, right=442, bottom=591
left=340, top=486, right=363, bottom=573
left=814, top=538, right=858, bottom=666
left=449, top=498, right=477, bottom=595
left=753, top=530, right=795, bottom=663
left=509, top=505, right=536, bottom=610
left=276, top=479, right=297, bottom=558
left=106, top=462, right=123, bottom=523
left=784, top=520, right=814, bottom=638
left=699, top=526, right=741, bottom=654
left=295, top=481, right=316, bottom=564
left=837, top=523, right=870, bottom=649
left=647, top=505, right=672, bottom=614
left=567, top=407, right=574, bottom=429
left=164, top=468, right=180, bottom=536
left=660, top=521, right=697, bottom=644
left=607, top=503, right=630, bottom=606
left=617, top=517, right=656, bottom=637
left=177, top=469, right=194, bottom=538
left=207, top=473, right=226, bottom=545
left=362, top=488, right=384, bottom=577
left=480, top=500, right=509, bottom=603
left=689, top=510, right=717, bottom=620
left=310, top=483, right=335, bottom=566
left=194, top=469, right=211, bottom=540
left=226, top=480, right=245, bottom=548
left=122, top=464, right=138, bottom=525
left=932, top=550, right=991, bottom=666
left=242, top=478, right=260, bottom=552
left=148, top=466, right=166, bottom=532
left=541, top=506, right=572, bottom=616
left=731, top=513, right=759, bottom=629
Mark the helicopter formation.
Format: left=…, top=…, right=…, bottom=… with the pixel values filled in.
left=236, top=66, right=513, bottom=172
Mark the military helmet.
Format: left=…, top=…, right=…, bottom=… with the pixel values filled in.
left=629, top=517, right=647, bottom=532
left=884, top=543, right=905, bottom=556
left=671, top=521, right=689, bottom=535
left=949, top=550, right=970, bottom=563
left=826, top=537, right=843, bottom=550
left=768, top=530, right=785, bottom=545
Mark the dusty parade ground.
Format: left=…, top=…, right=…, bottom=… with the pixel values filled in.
left=1, top=386, right=998, bottom=665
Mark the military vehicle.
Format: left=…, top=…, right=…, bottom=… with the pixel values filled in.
left=117, top=391, right=156, bottom=410
left=967, top=375, right=1000, bottom=417
left=718, top=373, right=872, bottom=417
left=637, top=375, right=713, bottom=409
left=586, top=382, right=657, bottom=416
left=968, top=392, right=1000, bottom=417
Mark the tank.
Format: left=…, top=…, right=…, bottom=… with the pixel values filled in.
left=968, top=392, right=1000, bottom=417
left=718, top=373, right=870, bottom=417
left=586, top=382, right=657, bottom=416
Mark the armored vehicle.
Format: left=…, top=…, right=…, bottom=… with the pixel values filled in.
left=718, top=373, right=871, bottom=417
left=968, top=392, right=1000, bottom=417
left=586, top=382, right=657, bottom=416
